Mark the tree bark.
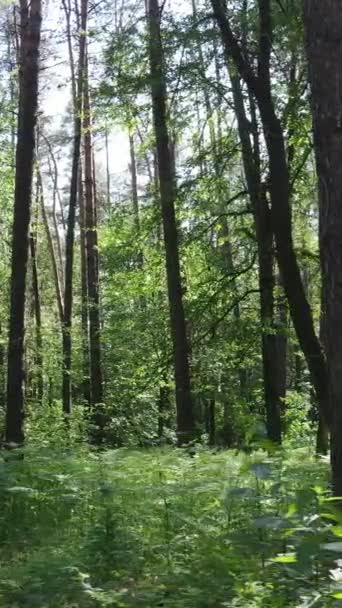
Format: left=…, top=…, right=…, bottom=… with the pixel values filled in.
left=29, top=227, right=43, bottom=405
left=303, top=0, right=342, bottom=491
left=79, top=164, right=91, bottom=405
left=129, top=133, right=144, bottom=270
left=5, top=0, right=42, bottom=445
left=83, top=46, right=104, bottom=434
left=226, top=53, right=284, bottom=443
left=212, top=0, right=329, bottom=431
left=105, top=126, right=111, bottom=209
left=62, top=0, right=87, bottom=415
left=37, top=168, right=64, bottom=325
left=147, top=0, right=195, bottom=444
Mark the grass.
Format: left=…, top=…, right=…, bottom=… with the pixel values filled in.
left=0, top=444, right=340, bottom=607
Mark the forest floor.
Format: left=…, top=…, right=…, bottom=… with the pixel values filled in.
left=0, top=445, right=340, bottom=607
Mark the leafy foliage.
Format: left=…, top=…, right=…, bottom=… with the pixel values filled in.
left=0, top=444, right=340, bottom=607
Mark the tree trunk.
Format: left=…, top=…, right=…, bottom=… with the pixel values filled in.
left=5, top=0, right=42, bottom=445
left=147, top=0, right=195, bottom=444
left=129, top=133, right=144, bottom=270
left=315, top=288, right=329, bottom=455
left=227, top=54, right=283, bottom=443
left=79, top=165, right=91, bottom=405
left=256, top=191, right=283, bottom=443
left=37, top=167, right=64, bottom=325
left=304, top=0, right=342, bottom=489
left=105, top=126, right=111, bottom=209
left=29, top=228, right=43, bottom=405
left=193, top=0, right=248, bottom=403
left=62, top=0, right=87, bottom=415
left=205, top=398, right=216, bottom=447
left=212, top=0, right=329, bottom=432
left=83, top=47, right=104, bottom=435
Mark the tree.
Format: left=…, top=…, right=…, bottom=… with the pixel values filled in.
left=62, top=0, right=87, bottom=415
left=5, top=0, right=42, bottom=445
left=147, top=0, right=195, bottom=444
left=303, top=0, right=342, bottom=494
left=29, top=198, right=43, bottom=405
left=211, top=0, right=329, bottom=432
left=83, top=44, right=104, bottom=435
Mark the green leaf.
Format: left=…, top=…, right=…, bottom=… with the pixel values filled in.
left=286, top=503, right=297, bottom=517
left=273, top=553, right=297, bottom=563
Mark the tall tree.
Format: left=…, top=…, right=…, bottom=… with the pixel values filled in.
left=62, top=0, right=87, bottom=415
left=5, top=0, right=42, bottom=445
left=79, top=166, right=91, bottom=405
left=303, top=0, right=341, bottom=494
left=29, top=223, right=43, bottom=405
left=147, top=0, right=195, bottom=444
left=211, top=0, right=329, bottom=431
left=37, top=167, right=64, bottom=325
left=228, top=59, right=285, bottom=443
left=83, top=45, right=104, bottom=434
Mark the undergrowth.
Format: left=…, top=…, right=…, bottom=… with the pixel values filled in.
left=0, top=445, right=341, bottom=607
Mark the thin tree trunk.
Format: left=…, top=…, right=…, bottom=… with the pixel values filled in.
left=275, top=275, right=288, bottom=416
left=83, top=46, right=104, bottom=434
left=5, top=0, right=42, bottom=445
left=205, top=398, right=216, bottom=447
left=129, top=132, right=145, bottom=281
left=0, top=320, right=5, bottom=410
left=62, top=0, right=77, bottom=109
left=48, top=153, right=65, bottom=278
left=37, top=168, right=64, bottom=325
left=193, top=0, right=247, bottom=400
left=212, top=0, right=329, bottom=431
left=29, top=228, right=43, bottom=405
left=79, top=165, right=91, bottom=405
left=227, top=56, right=283, bottom=443
left=7, top=16, right=17, bottom=170
left=315, top=288, right=329, bottom=455
left=147, top=0, right=195, bottom=444
left=105, top=126, right=111, bottom=209
left=303, top=1, right=342, bottom=490
left=62, top=0, right=87, bottom=415
left=42, top=133, right=66, bottom=232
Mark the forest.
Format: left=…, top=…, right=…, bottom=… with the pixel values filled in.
left=0, top=0, right=341, bottom=605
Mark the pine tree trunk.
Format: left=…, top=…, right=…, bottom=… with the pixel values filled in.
left=62, top=0, right=87, bottom=415
left=37, top=167, right=64, bottom=325
left=29, top=229, right=43, bottom=405
left=147, top=0, right=195, bottom=444
left=105, top=126, right=111, bottom=209
left=5, top=0, right=42, bottom=445
left=304, top=0, right=342, bottom=489
left=129, top=133, right=144, bottom=271
left=83, top=48, right=104, bottom=435
left=79, top=165, right=91, bottom=405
